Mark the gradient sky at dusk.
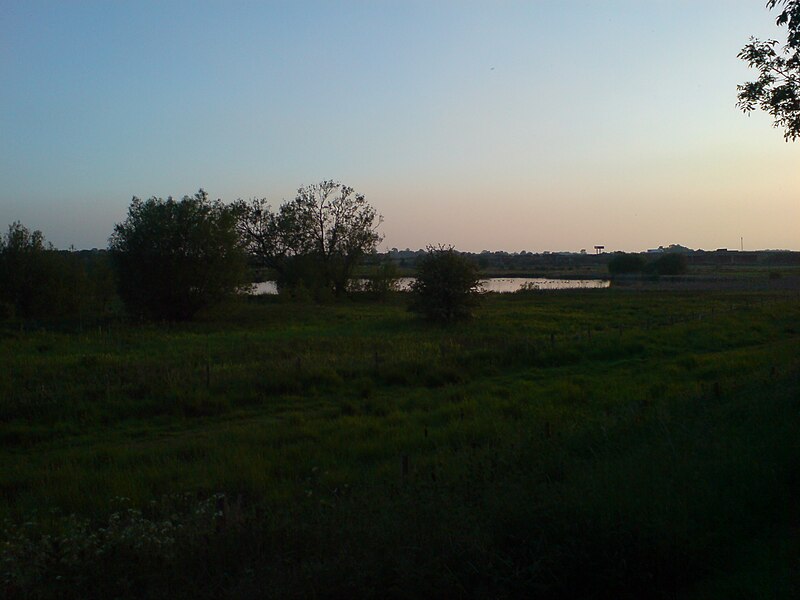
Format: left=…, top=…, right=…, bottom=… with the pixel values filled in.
left=2, top=1, right=799, bottom=252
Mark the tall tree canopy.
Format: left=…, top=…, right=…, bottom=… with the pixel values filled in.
left=235, top=181, right=382, bottom=296
left=110, top=191, right=246, bottom=320
left=738, top=0, right=800, bottom=140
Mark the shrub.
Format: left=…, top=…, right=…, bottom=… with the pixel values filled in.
left=274, top=254, right=327, bottom=300
left=648, top=253, right=688, bottom=276
left=607, top=253, right=647, bottom=275
left=408, top=245, right=482, bottom=323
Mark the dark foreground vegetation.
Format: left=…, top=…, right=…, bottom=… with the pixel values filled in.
left=1, top=287, right=798, bottom=598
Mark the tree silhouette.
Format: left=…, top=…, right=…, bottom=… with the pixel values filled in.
left=738, top=1, right=800, bottom=140
left=110, top=191, right=246, bottom=320
left=235, top=181, right=382, bottom=297
left=408, top=245, right=482, bottom=323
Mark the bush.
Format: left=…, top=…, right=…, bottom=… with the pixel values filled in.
left=109, top=190, right=246, bottom=320
left=607, top=253, right=647, bottom=275
left=274, top=254, right=331, bottom=301
left=648, top=253, right=687, bottom=276
left=408, top=245, right=482, bottom=323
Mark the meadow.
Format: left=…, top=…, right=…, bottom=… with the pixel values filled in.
left=1, top=287, right=799, bottom=598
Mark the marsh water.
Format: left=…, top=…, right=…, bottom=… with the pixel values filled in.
left=250, top=277, right=610, bottom=295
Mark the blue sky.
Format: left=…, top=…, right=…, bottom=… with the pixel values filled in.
left=1, top=1, right=798, bottom=251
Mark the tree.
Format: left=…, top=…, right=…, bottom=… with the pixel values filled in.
left=0, top=222, right=88, bottom=320
left=235, top=181, right=382, bottom=297
left=109, top=190, right=246, bottom=320
left=295, top=181, right=383, bottom=296
left=232, top=197, right=309, bottom=279
left=408, top=245, right=482, bottom=323
left=0, top=222, right=54, bottom=318
left=737, top=1, right=800, bottom=140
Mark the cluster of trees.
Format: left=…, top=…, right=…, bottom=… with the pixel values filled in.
left=0, top=222, right=115, bottom=320
left=2, top=181, right=482, bottom=324
left=105, top=181, right=384, bottom=319
left=233, top=181, right=383, bottom=299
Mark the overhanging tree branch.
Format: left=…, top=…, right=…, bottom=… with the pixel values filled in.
left=738, top=1, right=800, bottom=140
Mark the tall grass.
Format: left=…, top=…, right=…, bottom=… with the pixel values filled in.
left=1, top=289, right=798, bottom=597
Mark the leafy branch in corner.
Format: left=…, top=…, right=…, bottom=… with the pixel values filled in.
left=737, top=0, right=800, bottom=140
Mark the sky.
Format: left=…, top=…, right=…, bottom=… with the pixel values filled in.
left=1, top=0, right=799, bottom=252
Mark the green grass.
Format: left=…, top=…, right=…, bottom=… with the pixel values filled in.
left=1, top=289, right=799, bottom=598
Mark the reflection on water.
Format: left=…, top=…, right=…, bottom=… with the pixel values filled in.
left=250, top=281, right=279, bottom=295
left=250, top=277, right=609, bottom=295
left=477, top=278, right=609, bottom=292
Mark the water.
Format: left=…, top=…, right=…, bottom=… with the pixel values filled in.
left=249, top=277, right=609, bottom=295
left=474, top=277, right=609, bottom=292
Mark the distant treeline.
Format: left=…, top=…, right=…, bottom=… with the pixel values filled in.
left=368, top=247, right=800, bottom=273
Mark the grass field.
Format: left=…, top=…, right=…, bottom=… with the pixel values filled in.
left=1, top=288, right=799, bottom=598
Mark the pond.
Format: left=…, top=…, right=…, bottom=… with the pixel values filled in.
left=249, top=277, right=610, bottom=295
